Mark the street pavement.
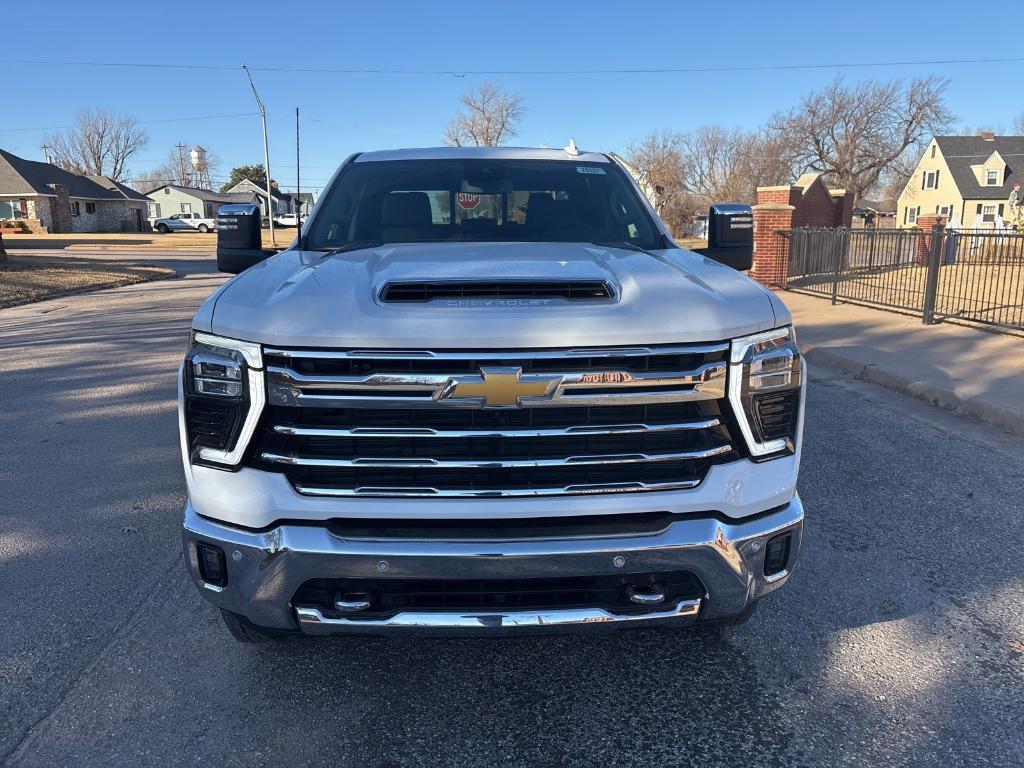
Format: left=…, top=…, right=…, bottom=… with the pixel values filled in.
left=1, top=258, right=1022, bottom=767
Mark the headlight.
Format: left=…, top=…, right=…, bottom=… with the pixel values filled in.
left=728, top=326, right=803, bottom=458
left=182, top=332, right=264, bottom=468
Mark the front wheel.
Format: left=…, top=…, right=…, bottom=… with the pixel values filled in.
left=197, top=224, right=209, bottom=233
left=156, top=223, right=169, bottom=233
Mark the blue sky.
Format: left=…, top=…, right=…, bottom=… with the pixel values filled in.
left=2, top=0, right=1020, bottom=193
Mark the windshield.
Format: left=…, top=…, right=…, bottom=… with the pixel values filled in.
left=305, top=159, right=662, bottom=250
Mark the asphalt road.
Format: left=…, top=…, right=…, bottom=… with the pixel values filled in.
left=1, top=258, right=1022, bottom=767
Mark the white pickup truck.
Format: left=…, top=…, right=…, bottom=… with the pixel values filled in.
left=181, top=146, right=805, bottom=642
left=154, top=212, right=217, bottom=233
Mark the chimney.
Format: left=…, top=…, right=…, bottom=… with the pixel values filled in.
left=980, top=131, right=995, bottom=141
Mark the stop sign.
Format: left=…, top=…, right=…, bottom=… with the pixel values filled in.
left=457, top=193, right=480, bottom=210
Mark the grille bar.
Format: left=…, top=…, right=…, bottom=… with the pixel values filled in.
left=261, top=444, right=732, bottom=469
left=267, top=362, right=727, bottom=409
left=271, top=417, right=721, bottom=439
left=294, top=479, right=704, bottom=498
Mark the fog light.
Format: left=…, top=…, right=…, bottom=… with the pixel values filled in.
left=196, top=542, right=227, bottom=587
left=764, top=533, right=791, bottom=576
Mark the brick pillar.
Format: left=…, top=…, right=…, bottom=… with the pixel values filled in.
left=48, top=183, right=72, bottom=234
left=751, top=202, right=795, bottom=289
left=913, top=215, right=946, bottom=266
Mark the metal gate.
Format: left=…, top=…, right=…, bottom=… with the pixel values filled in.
left=784, top=227, right=1024, bottom=332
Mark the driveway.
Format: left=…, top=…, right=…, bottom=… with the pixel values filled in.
left=1, top=261, right=1022, bottom=767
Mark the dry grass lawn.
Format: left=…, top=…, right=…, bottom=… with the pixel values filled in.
left=2, top=229, right=295, bottom=251
left=0, top=254, right=175, bottom=309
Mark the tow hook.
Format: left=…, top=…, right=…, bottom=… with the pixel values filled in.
left=626, top=583, right=667, bottom=606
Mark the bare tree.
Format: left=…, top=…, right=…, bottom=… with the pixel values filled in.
left=766, top=76, right=954, bottom=203
left=626, top=131, right=701, bottom=236
left=444, top=82, right=524, bottom=147
left=45, top=108, right=148, bottom=182
left=134, top=144, right=221, bottom=192
left=1013, top=112, right=1024, bottom=134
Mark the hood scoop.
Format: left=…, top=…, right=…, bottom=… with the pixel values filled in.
left=380, top=280, right=615, bottom=303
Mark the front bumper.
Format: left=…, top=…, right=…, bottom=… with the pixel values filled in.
left=182, top=495, right=804, bottom=636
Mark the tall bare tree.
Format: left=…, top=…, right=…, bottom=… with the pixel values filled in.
left=45, top=108, right=148, bottom=182
left=626, top=131, right=700, bottom=236
left=444, top=82, right=524, bottom=147
left=1013, top=112, right=1024, bottom=134
left=766, top=76, right=954, bottom=203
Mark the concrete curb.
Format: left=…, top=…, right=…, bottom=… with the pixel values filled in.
left=802, top=345, right=1024, bottom=437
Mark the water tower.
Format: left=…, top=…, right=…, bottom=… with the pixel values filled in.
left=190, top=145, right=210, bottom=189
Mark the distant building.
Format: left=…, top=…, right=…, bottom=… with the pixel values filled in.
left=144, top=184, right=258, bottom=222
left=223, top=178, right=294, bottom=218
left=896, top=133, right=1024, bottom=228
left=0, top=149, right=149, bottom=233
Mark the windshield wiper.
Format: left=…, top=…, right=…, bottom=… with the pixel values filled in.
left=317, top=241, right=384, bottom=257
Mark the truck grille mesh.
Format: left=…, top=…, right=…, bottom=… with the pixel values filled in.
left=249, top=345, right=739, bottom=497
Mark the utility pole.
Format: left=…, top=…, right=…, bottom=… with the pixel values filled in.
left=296, top=107, right=301, bottom=227
left=242, top=63, right=276, bottom=246
left=40, top=144, right=52, bottom=164
left=175, top=143, right=189, bottom=186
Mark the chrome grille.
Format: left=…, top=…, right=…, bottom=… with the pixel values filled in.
left=250, top=345, right=738, bottom=497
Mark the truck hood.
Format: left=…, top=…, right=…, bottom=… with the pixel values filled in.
left=202, top=242, right=783, bottom=348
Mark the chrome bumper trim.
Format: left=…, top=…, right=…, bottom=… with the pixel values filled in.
left=293, top=478, right=703, bottom=497
left=295, top=598, right=702, bottom=634
left=183, top=494, right=804, bottom=635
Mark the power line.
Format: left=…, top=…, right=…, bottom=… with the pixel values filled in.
left=0, top=111, right=259, bottom=134
left=1, top=56, right=1023, bottom=77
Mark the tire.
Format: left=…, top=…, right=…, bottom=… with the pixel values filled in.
left=156, top=223, right=169, bottom=233
left=219, top=609, right=286, bottom=643
left=198, top=224, right=209, bottom=233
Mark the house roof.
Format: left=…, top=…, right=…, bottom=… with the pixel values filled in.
left=225, top=178, right=290, bottom=199
left=856, top=198, right=897, bottom=214
left=145, top=184, right=257, bottom=204
left=935, top=135, right=1024, bottom=200
left=0, top=149, right=148, bottom=201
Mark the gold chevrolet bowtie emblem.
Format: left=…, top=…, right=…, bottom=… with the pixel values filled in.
left=443, top=367, right=558, bottom=407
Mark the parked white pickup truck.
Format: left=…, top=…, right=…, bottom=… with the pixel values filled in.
left=181, top=146, right=805, bottom=642
left=154, top=212, right=217, bottom=233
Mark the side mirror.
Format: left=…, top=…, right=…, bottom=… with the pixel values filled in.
left=216, top=203, right=273, bottom=274
left=693, top=204, right=754, bottom=271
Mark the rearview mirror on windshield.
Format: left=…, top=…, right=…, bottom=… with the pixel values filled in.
left=693, top=204, right=754, bottom=271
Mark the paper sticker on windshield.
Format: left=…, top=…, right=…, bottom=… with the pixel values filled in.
left=576, top=166, right=606, bottom=175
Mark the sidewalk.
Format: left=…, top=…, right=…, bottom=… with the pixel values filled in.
left=780, top=291, right=1024, bottom=435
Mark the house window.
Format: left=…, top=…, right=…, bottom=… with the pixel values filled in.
left=85, top=202, right=96, bottom=214
left=148, top=202, right=160, bottom=218
left=0, top=200, right=24, bottom=219
left=164, top=187, right=171, bottom=195
left=930, top=145, right=936, bottom=159
left=986, top=170, right=999, bottom=186
left=936, top=204, right=952, bottom=217
left=180, top=203, right=192, bottom=214
left=982, top=205, right=997, bottom=223
left=905, top=206, right=919, bottom=225
left=923, top=170, right=940, bottom=189
left=70, top=201, right=81, bottom=216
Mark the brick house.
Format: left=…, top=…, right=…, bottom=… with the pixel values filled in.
left=0, top=149, right=150, bottom=233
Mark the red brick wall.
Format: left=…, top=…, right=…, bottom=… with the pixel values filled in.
left=751, top=203, right=794, bottom=289
left=913, top=214, right=946, bottom=266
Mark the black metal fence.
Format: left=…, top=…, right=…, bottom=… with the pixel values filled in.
left=785, top=227, right=1024, bottom=332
